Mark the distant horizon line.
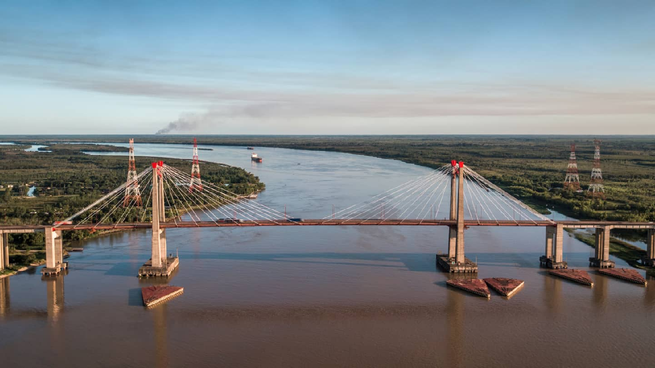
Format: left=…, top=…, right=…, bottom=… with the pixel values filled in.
left=1, top=134, right=655, bottom=137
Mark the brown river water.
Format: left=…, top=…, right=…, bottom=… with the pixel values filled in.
left=1, top=143, right=654, bottom=367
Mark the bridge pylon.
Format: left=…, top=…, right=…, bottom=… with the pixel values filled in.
left=138, top=161, right=179, bottom=277
left=447, top=161, right=457, bottom=258
left=437, top=161, right=478, bottom=273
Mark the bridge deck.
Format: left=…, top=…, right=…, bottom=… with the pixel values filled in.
left=1, top=219, right=653, bottom=232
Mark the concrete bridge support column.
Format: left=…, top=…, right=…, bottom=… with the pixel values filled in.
left=539, top=226, right=555, bottom=267
left=42, top=227, right=67, bottom=276
left=437, top=162, right=477, bottom=273
left=455, top=164, right=466, bottom=265
left=540, top=224, right=567, bottom=269
left=447, top=227, right=456, bottom=259
left=138, top=162, right=178, bottom=278
left=589, top=226, right=615, bottom=268
left=0, top=232, right=7, bottom=271
left=447, top=170, right=457, bottom=259
left=642, top=229, right=655, bottom=267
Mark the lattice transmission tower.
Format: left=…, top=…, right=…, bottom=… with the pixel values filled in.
left=123, top=138, right=142, bottom=207
left=563, top=143, right=581, bottom=191
left=588, top=139, right=605, bottom=198
left=189, top=137, right=203, bottom=192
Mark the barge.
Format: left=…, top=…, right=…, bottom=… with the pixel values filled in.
left=141, top=285, right=184, bottom=308
left=549, top=269, right=594, bottom=287
left=598, top=268, right=646, bottom=286
left=483, top=278, right=525, bottom=298
left=446, top=278, right=491, bottom=298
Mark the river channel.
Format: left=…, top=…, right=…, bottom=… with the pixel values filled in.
left=1, top=143, right=654, bottom=367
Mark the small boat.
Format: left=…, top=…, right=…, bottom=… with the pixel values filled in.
left=251, top=153, right=263, bottom=163
left=246, top=147, right=254, bottom=150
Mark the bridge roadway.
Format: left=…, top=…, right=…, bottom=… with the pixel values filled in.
left=1, top=219, right=654, bottom=232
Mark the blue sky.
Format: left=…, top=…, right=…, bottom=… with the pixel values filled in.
left=1, top=0, right=654, bottom=134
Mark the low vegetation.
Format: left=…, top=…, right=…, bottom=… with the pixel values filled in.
left=22, top=135, right=651, bottom=222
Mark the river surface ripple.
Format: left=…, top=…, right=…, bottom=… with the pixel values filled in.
left=1, top=143, right=654, bottom=368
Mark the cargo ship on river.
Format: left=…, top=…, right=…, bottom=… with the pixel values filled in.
left=251, top=153, right=263, bottom=163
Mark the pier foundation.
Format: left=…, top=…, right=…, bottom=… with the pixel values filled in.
left=589, top=226, right=615, bottom=268
left=42, top=227, right=67, bottom=276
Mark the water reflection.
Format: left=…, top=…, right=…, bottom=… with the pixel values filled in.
left=152, top=305, right=169, bottom=368
left=43, top=273, right=66, bottom=322
left=445, top=275, right=467, bottom=368
left=592, top=273, right=608, bottom=311
left=543, top=272, right=562, bottom=315
left=0, top=277, right=9, bottom=318
left=645, top=276, right=655, bottom=310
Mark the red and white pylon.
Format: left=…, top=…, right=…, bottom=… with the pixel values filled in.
left=189, top=137, right=203, bottom=192
left=563, top=143, right=581, bottom=191
left=123, top=138, right=142, bottom=207
left=588, top=139, right=605, bottom=198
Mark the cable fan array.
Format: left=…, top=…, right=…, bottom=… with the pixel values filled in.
left=55, top=167, right=155, bottom=229
left=461, top=166, right=550, bottom=223
left=54, top=161, right=548, bottom=229
left=323, top=164, right=549, bottom=224
left=158, top=164, right=289, bottom=224
left=324, top=165, right=453, bottom=222
left=54, top=164, right=291, bottom=229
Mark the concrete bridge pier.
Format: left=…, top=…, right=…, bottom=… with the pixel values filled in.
left=447, top=167, right=458, bottom=259
left=42, top=227, right=67, bottom=276
left=437, top=162, right=478, bottom=273
left=641, top=229, right=655, bottom=267
left=138, top=162, right=179, bottom=278
left=589, top=226, right=615, bottom=268
left=0, top=232, right=9, bottom=271
left=540, top=224, right=568, bottom=269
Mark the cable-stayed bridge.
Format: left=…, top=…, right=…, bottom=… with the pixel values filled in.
left=1, top=157, right=654, bottom=277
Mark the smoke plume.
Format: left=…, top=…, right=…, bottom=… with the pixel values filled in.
left=156, top=119, right=199, bottom=134
left=155, top=110, right=228, bottom=134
